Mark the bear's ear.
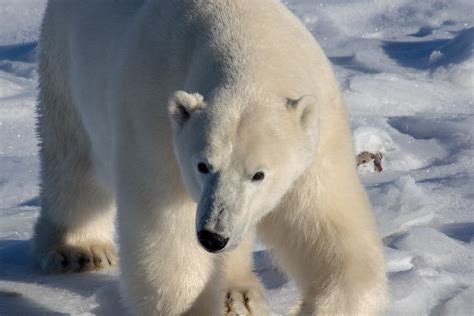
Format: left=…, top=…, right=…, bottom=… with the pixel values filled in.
left=286, top=95, right=319, bottom=131
left=167, top=90, right=204, bottom=126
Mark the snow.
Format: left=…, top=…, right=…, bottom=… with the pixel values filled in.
left=1, top=0, right=473, bottom=314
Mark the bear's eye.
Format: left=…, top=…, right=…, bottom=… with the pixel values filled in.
left=197, top=162, right=210, bottom=174
left=252, top=171, right=265, bottom=182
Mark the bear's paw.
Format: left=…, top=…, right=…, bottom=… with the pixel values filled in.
left=225, top=287, right=269, bottom=316
left=39, top=242, right=117, bottom=273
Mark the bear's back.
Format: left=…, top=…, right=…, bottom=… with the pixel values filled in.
left=39, top=0, right=346, bottom=185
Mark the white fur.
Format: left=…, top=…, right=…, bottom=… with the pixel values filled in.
left=33, top=0, right=388, bottom=314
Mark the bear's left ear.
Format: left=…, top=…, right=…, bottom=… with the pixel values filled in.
left=286, top=95, right=319, bottom=131
left=168, top=90, right=205, bottom=127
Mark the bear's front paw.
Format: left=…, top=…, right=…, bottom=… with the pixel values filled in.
left=39, top=242, right=117, bottom=273
left=225, top=287, right=269, bottom=316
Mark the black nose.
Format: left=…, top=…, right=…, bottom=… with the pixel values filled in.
left=197, top=230, right=229, bottom=252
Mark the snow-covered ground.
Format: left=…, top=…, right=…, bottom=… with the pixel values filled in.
left=0, top=0, right=473, bottom=314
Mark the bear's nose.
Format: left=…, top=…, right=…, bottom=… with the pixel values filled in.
left=197, top=230, right=229, bottom=253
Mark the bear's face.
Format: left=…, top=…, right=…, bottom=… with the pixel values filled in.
left=168, top=90, right=318, bottom=252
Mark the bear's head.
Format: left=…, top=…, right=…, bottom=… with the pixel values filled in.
left=168, top=90, right=319, bottom=253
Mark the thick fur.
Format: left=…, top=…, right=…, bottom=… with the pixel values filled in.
left=33, top=0, right=388, bottom=315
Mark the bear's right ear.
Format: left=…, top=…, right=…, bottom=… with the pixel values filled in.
left=167, top=90, right=204, bottom=126
left=286, top=94, right=319, bottom=131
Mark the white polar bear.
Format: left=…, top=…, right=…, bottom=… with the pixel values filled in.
left=33, top=0, right=388, bottom=314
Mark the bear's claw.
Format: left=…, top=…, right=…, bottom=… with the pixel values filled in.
left=40, top=242, right=117, bottom=273
left=225, top=288, right=268, bottom=315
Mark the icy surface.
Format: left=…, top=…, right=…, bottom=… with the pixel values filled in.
left=1, top=0, right=473, bottom=315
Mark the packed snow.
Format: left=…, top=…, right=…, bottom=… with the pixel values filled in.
left=0, top=0, right=473, bottom=314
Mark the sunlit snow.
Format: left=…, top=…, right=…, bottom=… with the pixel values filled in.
left=1, top=0, right=473, bottom=314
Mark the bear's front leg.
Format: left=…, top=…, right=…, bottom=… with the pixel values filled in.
left=33, top=95, right=117, bottom=274
left=222, top=233, right=269, bottom=316
left=117, top=180, right=223, bottom=315
left=257, top=195, right=388, bottom=315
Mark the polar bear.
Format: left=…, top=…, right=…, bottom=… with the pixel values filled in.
left=33, top=0, right=388, bottom=315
